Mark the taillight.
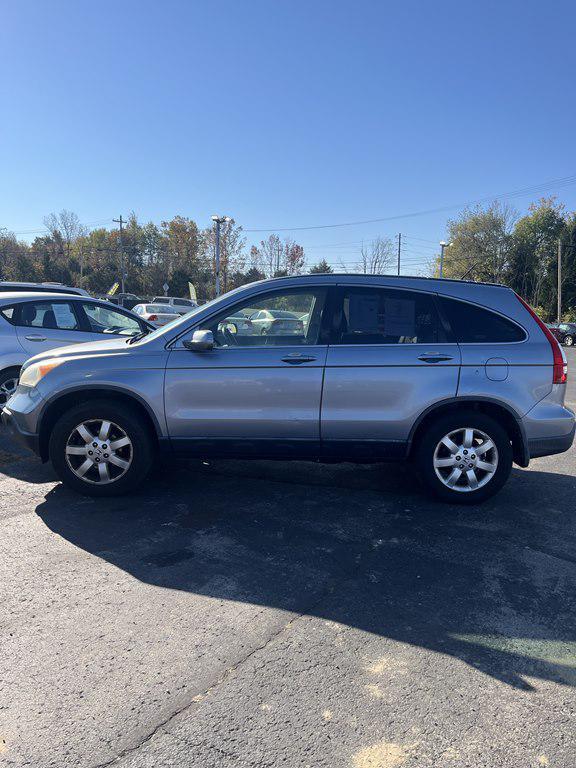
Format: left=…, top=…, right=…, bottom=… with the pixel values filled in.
left=515, top=293, right=567, bottom=384
left=148, top=314, right=158, bottom=321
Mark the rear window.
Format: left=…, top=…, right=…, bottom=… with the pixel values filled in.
left=173, top=299, right=195, bottom=307
left=438, top=297, right=526, bottom=343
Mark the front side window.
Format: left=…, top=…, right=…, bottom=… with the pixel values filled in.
left=202, top=289, right=328, bottom=347
left=438, top=297, right=526, bottom=343
left=17, top=301, right=79, bottom=330
left=334, top=288, right=446, bottom=345
left=79, top=302, right=142, bottom=336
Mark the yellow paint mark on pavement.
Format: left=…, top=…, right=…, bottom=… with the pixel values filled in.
left=322, top=709, right=333, bottom=721
left=365, top=683, right=385, bottom=698
left=537, top=756, right=550, bottom=767
left=352, top=740, right=417, bottom=768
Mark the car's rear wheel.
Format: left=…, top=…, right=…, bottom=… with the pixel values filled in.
left=564, top=335, right=574, bottom=346
left=0, top=368, right=20, bottom=408
left=49, top=400, right=154, bottom=497
left=416, top=411, right=513, bottom=504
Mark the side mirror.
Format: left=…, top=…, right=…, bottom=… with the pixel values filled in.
left=183, top=329, right=214, bottom=351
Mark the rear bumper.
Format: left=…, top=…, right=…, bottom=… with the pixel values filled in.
left=1, top=407, right=41, bottom=456
left=528, top=423, right=575, bottom=459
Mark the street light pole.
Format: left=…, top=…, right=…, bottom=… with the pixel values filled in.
left=211, top=215, right=230, bottom=297
left=439, top=241, right=452, bottom=278
left=113, top=215, right=126, bottom=293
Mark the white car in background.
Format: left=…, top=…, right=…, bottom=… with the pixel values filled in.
left=0, top=292, right=153, bottom=407
left=151, top=296, right=198, bottom=315
left=132, top=303, right=181, bottom=327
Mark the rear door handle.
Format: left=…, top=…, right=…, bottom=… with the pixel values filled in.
left=25, top=334, right=47, bottom=342
left=418, top=352, right=454, bottom=363
left=281, top=354, right=317, bottom=364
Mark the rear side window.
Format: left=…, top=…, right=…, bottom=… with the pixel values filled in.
left=438, top=297, right=526, bottom=343
left=334, top=287, right=447, bottom=345
left=17, top=301, right=79, bottom=330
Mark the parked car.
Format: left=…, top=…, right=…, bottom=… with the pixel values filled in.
left=0, top=281, right=89, bottom=297
left=248, top=308, right=304, bottom=336
left=105, top=293, right=141, bottom=310
left=151, top=296, right=198, bottom=315
left=2, top=275, right=574, bottom=503
left=554, top=323, right=576, bottom=347
left=0, top=292, right=153, bottom=407
left=132, top=303, right=181, bottom=327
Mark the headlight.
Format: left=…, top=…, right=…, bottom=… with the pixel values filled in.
left=19, top=359, right=65, bottom=388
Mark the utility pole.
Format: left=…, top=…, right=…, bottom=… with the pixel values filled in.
left=211, top=215, right=230, bottom=296
left=397, top=233, right=402, bottom=276
left=557, top=238, right=562, bottom=323
left=112, top=215, right=126, bottom=293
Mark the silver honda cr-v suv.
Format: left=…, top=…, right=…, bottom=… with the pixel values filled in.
left=2, top=275, right=574, bottom=503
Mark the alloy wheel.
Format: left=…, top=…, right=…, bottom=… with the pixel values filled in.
left=433, top=427, right=499, bottom=493
left=0, top=377, right=18, bottom=407
left=65, top=419, right=133, bottom=484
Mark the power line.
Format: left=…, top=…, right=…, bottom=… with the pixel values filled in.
left=242, top=174, right=576, bottom=233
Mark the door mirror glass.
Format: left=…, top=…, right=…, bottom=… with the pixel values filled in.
left=184, top=329, right=214, bottom=351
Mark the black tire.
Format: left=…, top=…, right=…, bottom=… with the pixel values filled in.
left=564, top=335, right=574, bottom=347
left=415, top=410, right=513, bottom=505
left=49, top=400, right=154, bottom=497
left=0, top=367, right=20, bottom=408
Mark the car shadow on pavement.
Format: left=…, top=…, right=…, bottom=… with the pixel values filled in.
left=34, top=456, right=576, bottom=693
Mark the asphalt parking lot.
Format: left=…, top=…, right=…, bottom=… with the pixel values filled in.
left=1, top=350, right=576, bottom=768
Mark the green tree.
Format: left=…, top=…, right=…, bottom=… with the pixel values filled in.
left=432, top=202, right=516, bottom=282
left=309, top=259, right=333, bottom=274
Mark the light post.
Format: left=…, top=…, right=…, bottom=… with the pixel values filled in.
left=211, top=215, right=230, bottom=296
left=439, top=241, right=452, bottom=278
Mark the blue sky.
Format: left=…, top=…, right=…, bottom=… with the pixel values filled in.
left=1, top=0, right=575, bottom=273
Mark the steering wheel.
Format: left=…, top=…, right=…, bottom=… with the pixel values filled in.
left=222, top=326, right=238, bottom=346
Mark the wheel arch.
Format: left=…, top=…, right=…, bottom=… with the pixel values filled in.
left=38, top=386, right=162, bottom=462
left=407, top=397, right=529, bottom=468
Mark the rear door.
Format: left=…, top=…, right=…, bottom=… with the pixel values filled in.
left=321, top=285, right=461, bottom=458
left=14, top=299, right=96, bottom=356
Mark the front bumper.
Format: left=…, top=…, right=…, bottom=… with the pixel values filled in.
left=1, top=407, right=41, bottom=456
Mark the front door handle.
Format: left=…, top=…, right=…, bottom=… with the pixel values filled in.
left=25, top=334, right=47, bottom=342
left=418, top=352, right=454, bottom=363
left=281, top=354, right=317, bottom=364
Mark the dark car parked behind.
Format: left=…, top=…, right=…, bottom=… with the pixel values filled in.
left=552, top=323, right=576, bottom=346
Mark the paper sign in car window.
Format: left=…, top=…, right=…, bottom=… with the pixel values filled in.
left=348, top=294, right=380, bottom=332
left=52, top=303, right=77, bottom=329
left=383, top=298, right=415, bottom=336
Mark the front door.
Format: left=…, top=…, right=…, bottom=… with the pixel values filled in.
left=164, top=286, right=329, bottom=457
left=321, top=285, right=461, bottom=459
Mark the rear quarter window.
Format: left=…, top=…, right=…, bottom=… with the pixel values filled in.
left=0, top=306, right=15, bottom=323
left=438, top=296, right=526, bottom=343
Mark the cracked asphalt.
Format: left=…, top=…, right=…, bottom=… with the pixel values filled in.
left=1, top=349, right=575, bottom=768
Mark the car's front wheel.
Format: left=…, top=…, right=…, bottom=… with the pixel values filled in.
left=49, top=400, right=154, bottom=496
left=416, top=411, right=512, bottom=504
left=0, top=367, right=20, bottom=408
left=564, top=335, right=574, bottom=346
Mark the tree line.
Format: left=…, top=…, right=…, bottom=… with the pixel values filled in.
left=1, top=196, right=575, bottom=320
left=0, top=213, right=331, bottom=302
left=433, top=197, right=576, bottom=321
